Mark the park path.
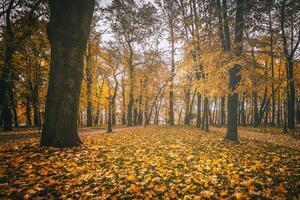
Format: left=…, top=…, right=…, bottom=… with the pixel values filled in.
left=0, top=126, right=135, bottom=144
left=211, top=126, right=300, bottom=149
left=1, top=125, right=299, bottom=150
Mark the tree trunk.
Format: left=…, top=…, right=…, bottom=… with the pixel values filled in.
left=1, top=0, right=15, bottom=131
left=286, top=60, right=295, bottom=129
left=127, top=46, right=134, bottom=126
left=0, top=107, right=2, bottom=127
left=204, top=97, right=209, bottom=132
left=86, top=41, right=93, bottom=127
left=196, top=93, right=201, bottom=128
left=133, top=103, right=138, bottom=126
left=241, top=93, right=246, bottom=126
left=138, top=95, right=143, bottom=125
left=220, top=96, right=225, bottom=125
left=225, top=0, right=244, bottom=142
left=33, top=94, right=40, bottom=127
left=217, top=0, right=229, bottom=126
left=279, top=1, right=298, bottom=129
left=296, top=99, right=300, bottom=124
left=253, top=92, right=259, bottom=127
left=40, top=0, right=95, bottom=147
left=169, top=28, right=175, bottom=126
left=277, top=62, right=282, bottom=126
left=26, top=97, right=32, bottom=126
left=184, top=88, right=191, bottom=125
left=12, top=92, right=18, bottom=127
left=121, top=75, right=126, bottom=125
left=269, top=7, right=275, bottom=127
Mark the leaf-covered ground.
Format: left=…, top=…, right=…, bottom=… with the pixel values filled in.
left=0, top=126, right=300, bottom=199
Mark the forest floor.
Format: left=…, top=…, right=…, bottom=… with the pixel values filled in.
left=0, top=126, right=299, bottom=199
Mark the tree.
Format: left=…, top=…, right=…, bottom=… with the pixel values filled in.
left=0, top=0, right=46, bottom=131
left=40, top=0, right=95, bottom=147
left=108, top=0, right=158, bottom=126
left=225, top=0, right=245, bottom=142
left=217, top=0, right=231, bottom=125
left=156, top=0, right=179, bottom=126
left=279, top=0, right=300, bottom=130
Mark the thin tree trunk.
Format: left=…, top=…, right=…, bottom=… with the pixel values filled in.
left=269, top=7, right=275, bottom=127
left=26, top=97, right=32, bottom=126
left=121, top=74, right=126, bottom=125
left=127, top=45, right=134, bottom=126
left=196, top=93, right=201, bottom=128
left=169, top=27, right=175, bottom=126
left=86, top=41, right=93, bottom=127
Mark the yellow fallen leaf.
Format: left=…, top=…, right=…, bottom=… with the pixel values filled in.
left=126, top=175, right=136, bottom=181
left=169, top=144, right=178, bottom=149
left=37, top=168, right=48, bottom=176
left=220, top=190, right=228, bottom=196
left=201, top=190, right=214, bottom=198
left=127, top=184, right=140, bottom=193
left=265, top=170, right=271, bottom=175
left=233, top=191, right=247, bottom=200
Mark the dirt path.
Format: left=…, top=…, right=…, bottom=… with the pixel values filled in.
left=210, top=126, right=300, bottom=149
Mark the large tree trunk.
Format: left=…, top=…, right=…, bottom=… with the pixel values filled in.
left=279, top=1, right=299, bottom=129
left=286, top=60, right=295, bottom=129
left=0, top=108, right=3, bottom=127
left=40, top=0, right=95, bottom=147
left=1, top=0, right=15, bottom=131
left=225, top=0, right=244, bottom=142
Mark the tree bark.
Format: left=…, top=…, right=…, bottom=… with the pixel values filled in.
left=121, top=74, right=126, bottom=125
left=225, top=0, right=244, bottom=142
left=268, top=7, right=275, bottom=127
left=86, top=41, right=93, bottom=127
left=217, top=0, right=230, bottom=126
left=286, top=60, right=295, bottom=129
left=169, top=27, right=175, bottom=126
left=296, top=99, right=300, bottom=124
left=279, top=1, right=299, bottom=129
left=1, top=0, right=15, bottom=131
left=202, top=97, right=209, bottom=132
left=127, top=46, right=134, bottom=126
left=40, top=0, right=95, bottom=147
left=26, top=97, right=32, bottom=126
left=196, top=93, right=201, bottom=128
